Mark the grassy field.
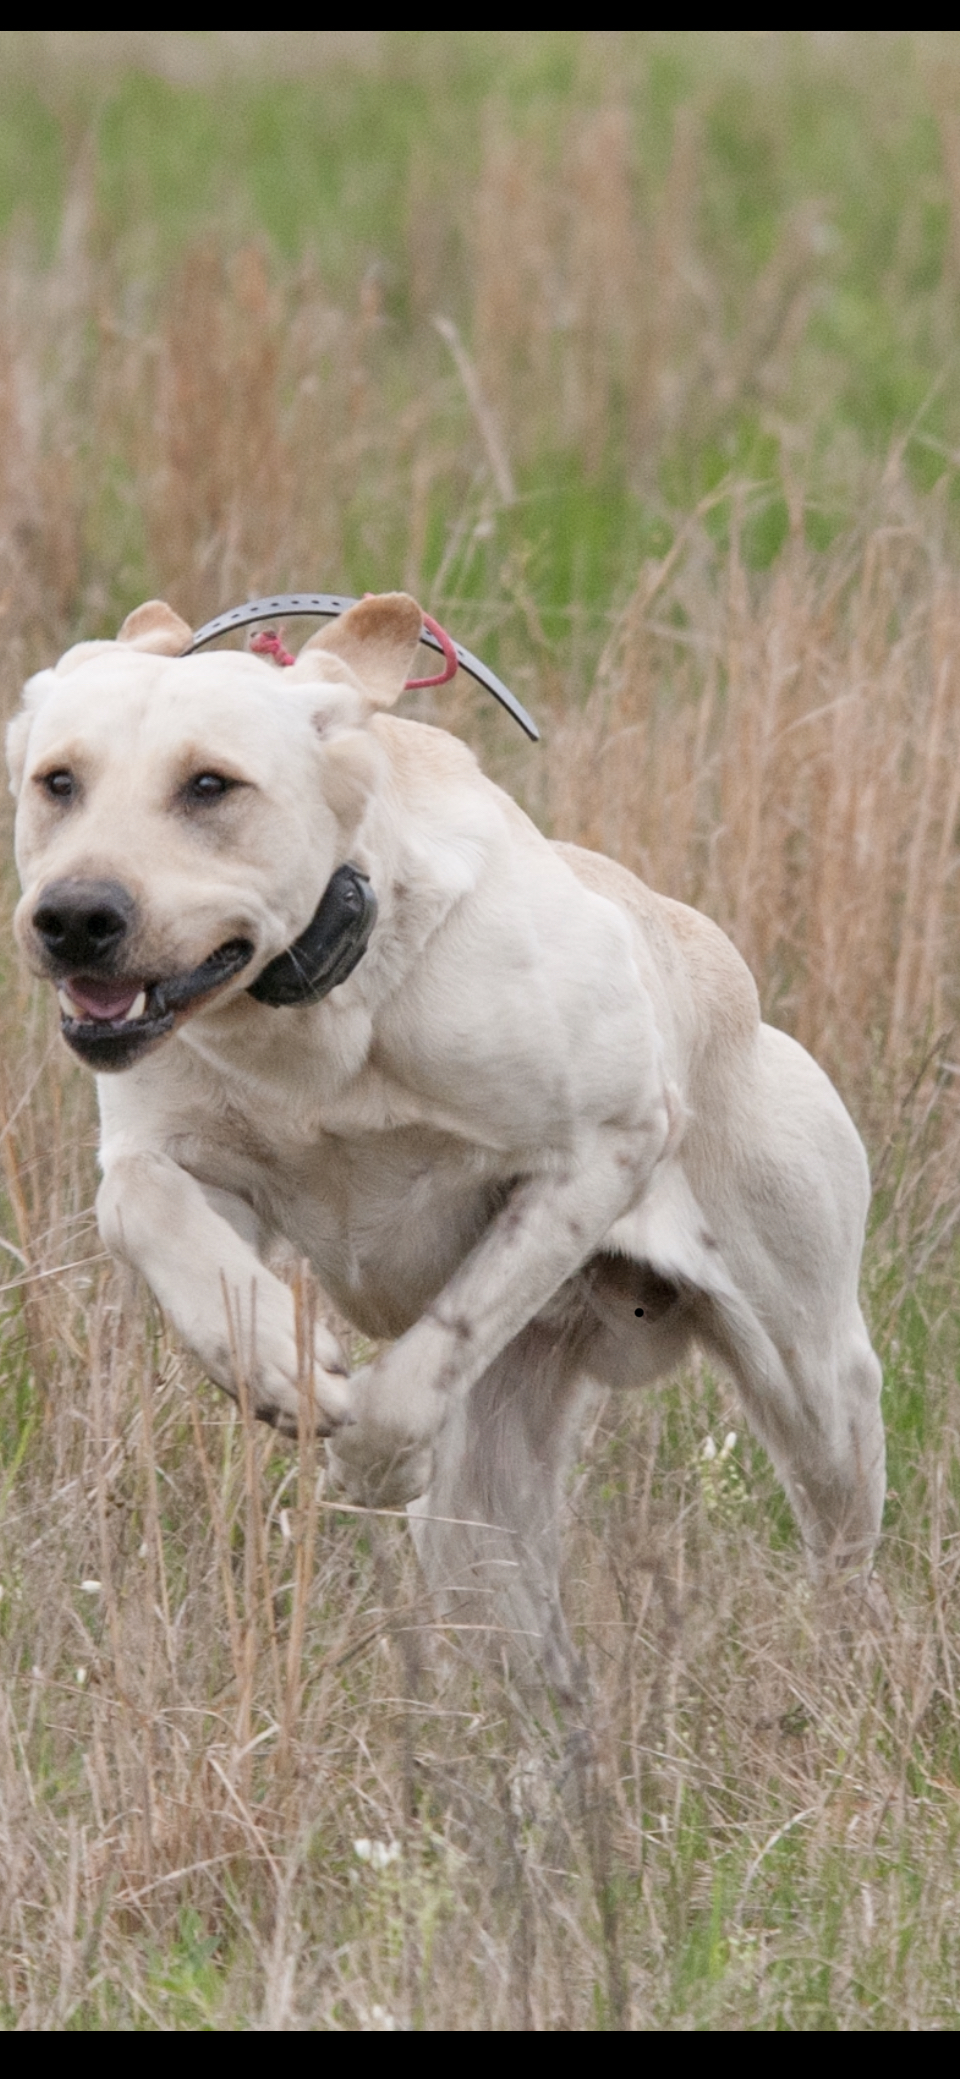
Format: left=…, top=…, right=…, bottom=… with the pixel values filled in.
left=1, top=31, right=960, bottom=2028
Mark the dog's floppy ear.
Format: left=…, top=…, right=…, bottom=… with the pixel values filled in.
left=296, top=592, right=423, bottom=708
left=116, top=600, right=194, bottom=656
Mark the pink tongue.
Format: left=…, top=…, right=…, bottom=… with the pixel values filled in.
left=66, top=976, right=144, bottom=1021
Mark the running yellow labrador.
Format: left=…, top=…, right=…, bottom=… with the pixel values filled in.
left=7, top=593, right=884, bottom=1696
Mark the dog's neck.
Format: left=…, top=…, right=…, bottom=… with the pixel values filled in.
left=343, top=772, right=488, bottom=1001
left=242, top=742, right=458, bottom=1015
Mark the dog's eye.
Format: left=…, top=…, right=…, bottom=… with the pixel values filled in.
left=186, top=773, right=235, bottom=804
left=39, top=770, right=75, bottom=802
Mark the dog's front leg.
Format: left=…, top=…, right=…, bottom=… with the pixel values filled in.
left=97, top=1150, right=353, bottom=1434
left=331, top=1109, right=669, bottom=1503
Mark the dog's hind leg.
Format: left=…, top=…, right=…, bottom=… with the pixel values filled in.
left=693, top=1024, right=886, bottom=1589
left=701, top=1285, right=885, bottom=1588
left=604, top=1133, right=885, bottom=1589
left=407, top=1312, right=593, bottom=1710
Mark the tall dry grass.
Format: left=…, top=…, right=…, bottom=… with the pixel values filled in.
left=1, top=42, right=960, bottom=2027
left=544, top=486, right=960, bottom=1260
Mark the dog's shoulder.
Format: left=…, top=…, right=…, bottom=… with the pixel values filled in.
left=370, top=711, right=483, bottom=795
left=552, top=841, right=759, bottom=1053
left=367, top=711, right=559, bottom=886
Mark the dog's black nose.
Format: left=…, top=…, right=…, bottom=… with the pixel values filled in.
left=32, top=879, right=134, bottom=968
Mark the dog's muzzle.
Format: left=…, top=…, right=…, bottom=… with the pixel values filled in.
left=56, top=938, right=255, bottom=1071
left=49, top=863, right=377, bottom=1071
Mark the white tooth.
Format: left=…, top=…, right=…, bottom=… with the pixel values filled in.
left=125, top=992, right=147, bottom=1022
left=58, top=987, right=81, bottom=1018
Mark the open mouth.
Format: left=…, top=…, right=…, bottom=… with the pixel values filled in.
left=56, top=937, right=254, bottom=1070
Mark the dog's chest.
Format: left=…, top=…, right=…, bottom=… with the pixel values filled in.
left=299, top=1132, right=509, bottom=1335
left=190, top=1104, right=512, bottom=1339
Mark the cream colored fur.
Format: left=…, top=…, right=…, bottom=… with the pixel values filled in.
left=8, top=593, right=884, bottom=1698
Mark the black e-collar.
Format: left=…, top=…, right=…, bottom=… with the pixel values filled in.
left=249, top=863, right=377, bottom=1008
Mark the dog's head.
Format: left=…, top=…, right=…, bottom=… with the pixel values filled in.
left=8, top=591, right=423, bottom=1070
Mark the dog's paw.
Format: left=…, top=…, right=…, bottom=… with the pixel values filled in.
left=840, top=1567, right=892, bottom=1636
left=257, top=1378, right=353, bottom=1439
left=323, top=1362, right=436, bottom=1501
left=325, top=1428, right=434, bottom=1507
left=251, top=1323, right=355, bottom=1438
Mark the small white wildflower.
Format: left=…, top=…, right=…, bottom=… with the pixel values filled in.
left=701, top=1436, right=717, bottom=1461
left=353, top=1837, right=400, bottom=1870
left=279, top=1508, right=292, bottom=1543
left=719, top=1431, right=738, bottom=1460
left=139, top=1541, right=149, bottom=1559
left=80, top=1579, right=101, bottom=1595
left=75, top=1666, right=87, bottom=1687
